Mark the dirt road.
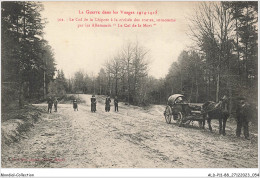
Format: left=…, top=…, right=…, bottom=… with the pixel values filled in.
left=1, top=94, right=258, bottom=168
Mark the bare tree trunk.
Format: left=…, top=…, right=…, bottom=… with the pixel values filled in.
left=190, top=77, right=194, bottom=102
left=18, top=6, right=26, bottom=108
left=216, top=65, right=220, bottom=102
left=208, top=70, right=211, bottom=101
left=43, top=69, right=46, bottom=98
left=108, top=74, right=110, bottom=95
left=17, top=13, right=24, bottom=108
left=19, top=82, right=24, bottom=108
left=195, top=63, right=199, bottom=103
left=94, top=78, right=96, bottom=94
left=245, top=4, right=249, bottom=85
left=115, top=73, right=118, bottom=96
left=180, top=69, right=183, bottom=93
left=235, top=7, right=241, bottom=85
left=127, top=57, right=130, bottom=105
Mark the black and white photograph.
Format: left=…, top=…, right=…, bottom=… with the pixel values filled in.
left=1, top=1, right=258, bottom=177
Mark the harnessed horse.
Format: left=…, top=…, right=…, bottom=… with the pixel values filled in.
left=201, top=96, right=229, bottom=135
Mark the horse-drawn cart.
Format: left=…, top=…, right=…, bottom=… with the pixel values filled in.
left=164, top=94, right=204, bottom=127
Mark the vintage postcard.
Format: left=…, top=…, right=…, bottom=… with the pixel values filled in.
left=1, top=1, right=258, bottom=177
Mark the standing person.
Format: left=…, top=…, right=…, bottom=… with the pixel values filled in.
left=54, top=98, right=58, bottom=112
left=114, top=96, right=119, bottom=112
left=47, top=97, right=53, bottom=113
left=236, top=98, right=250, bottom=140
left=73, top=99, right=78, bottom=111
left=105, top=96, right=111, bottom=112
left=91, top=95, right=96, bottom=112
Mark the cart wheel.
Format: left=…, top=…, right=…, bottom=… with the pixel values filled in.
left=164, top=106, right=172, bottom=124
left=176, top=112, right=183, bottom=127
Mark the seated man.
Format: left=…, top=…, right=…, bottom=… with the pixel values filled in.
left=175, top=97, right=183, bottom=104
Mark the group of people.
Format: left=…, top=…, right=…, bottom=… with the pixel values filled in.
left=90, top=95, right=119, bottom=112
left=47, top=94, right=251, bottom=140
left=47, top=97, right=78, bottom=113
left=47, top=97, right=58, bottom=113
left=47, top=95, right=119, bottom=113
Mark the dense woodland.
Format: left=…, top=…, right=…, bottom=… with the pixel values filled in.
left=2, top=2, right=56, bottom=107
left=2, top=2, right=258, bottom=112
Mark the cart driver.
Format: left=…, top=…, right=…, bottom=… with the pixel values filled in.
left=175, top=97, right=183, bottom=104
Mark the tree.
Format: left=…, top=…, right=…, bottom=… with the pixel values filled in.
left=1, top=1, right=56, bottom=107
left=73, top=70, right=85, bottom=93
left=121, top=42, right=134, bottom=104
left=96, top=68, right=106, bottom=95
left=189, top=2, right=235, bottom=102
left=111, top=55, right=121, bottom=96
left=132, top=42, right=149, bottom=104
left=102, top=41, right=150, bottom=105
left=47, top=70, right=67, bottom=98
left=104, top=60, right=112, bottom=95
left=164, top=50, right=206, bottom=103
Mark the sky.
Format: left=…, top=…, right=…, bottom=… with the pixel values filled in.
left=41, top=1, right=199, bottom=79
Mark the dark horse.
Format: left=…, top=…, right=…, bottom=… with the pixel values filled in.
left=201, top=97, right=229, bottom=135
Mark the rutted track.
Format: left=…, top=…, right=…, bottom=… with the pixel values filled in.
left=1, top=94, right=258, bottom=168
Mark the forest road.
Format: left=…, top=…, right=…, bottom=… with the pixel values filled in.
left=2, top=94, right=258, bottom=168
